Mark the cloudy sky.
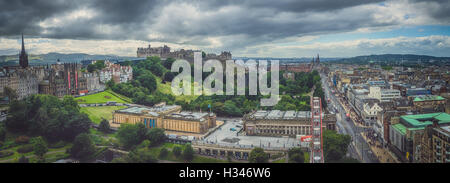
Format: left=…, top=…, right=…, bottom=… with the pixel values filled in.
left=0, top=0, right=449, bottom=57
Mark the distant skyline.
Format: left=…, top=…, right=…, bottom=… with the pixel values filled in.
left=0, top=0, right=449, bottom=57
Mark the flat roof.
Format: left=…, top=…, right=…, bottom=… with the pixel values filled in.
left=166, top=111, right=209, bottom=121
left=248, top=110, right=314, bottom=120
left=413, top=95, right=445, bottom=102
left=117, top=106, right=159, bottom=116
left=400, top=112, right=450, bottom=129
left=392, top=123, right=407, bottom=135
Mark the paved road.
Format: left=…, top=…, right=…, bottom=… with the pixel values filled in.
left=320, top=73, right=379, bottom=163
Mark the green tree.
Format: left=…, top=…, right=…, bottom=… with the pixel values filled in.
left=249, top=147, right=269, bottom=163
left=147, top=128, right=166, bottom=147
left=323, top=130, right=351, bottom=162
left=5, top=94, right=91, bottom=141
left=183, top=144, right=194, bottom=162
left=98, top=119, right=111, bottom=133
left=0, top=125, right=5, bottom=141
left=163, top=72, right=175, bottom=83
left=94, top=60, right=106, bottom=70
left=137, top=71, right=157, bottom=93
left=116, top=123, right=149, bottom=149
left=163, top=58, right=176, bottom=70
left=124, top=148, right=157, bottom=163
left=159, top=147, right=169, bottom=159
left=32, top=136, right=48, bottom=160
left=69, top=133, right=96, bottom=161
left=106, top=79, right=115, bottom=89
left=173, top=146, right=182, bottom=157
left=288, top=148, right=304, bottom=163
left=223, top=100, right=243, bottom=117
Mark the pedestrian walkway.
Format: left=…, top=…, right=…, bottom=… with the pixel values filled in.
left=360, top=133, right=399, bottom=163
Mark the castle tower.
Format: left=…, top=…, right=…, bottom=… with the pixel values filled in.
left=19, top=33, right=29, bottom=68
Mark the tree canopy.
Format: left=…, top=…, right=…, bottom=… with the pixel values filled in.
left=288, top=147, right=305, bottom=163
left=249, top=147, right=269, bottom=163
left=69, top=133, right=96, bottom=161
left=116, top=123, right=149, bottom=149
left=323, top=130, right=352, bottom=162
left=32, top=136, right=48, bottom=159
left=5, top=95, right=91, bottom=142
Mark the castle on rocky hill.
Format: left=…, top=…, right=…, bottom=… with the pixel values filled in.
left=137, top=44, right=232, bottom=63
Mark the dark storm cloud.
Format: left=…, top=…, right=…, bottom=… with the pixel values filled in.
left=411, top=0, right=450, bottom=23
left=0, top=0, right=387, bottom=40
left=0, top=0, right=449, bottom=51
left=192, top=0, right=385, bottom=13
left=0, top=0, right=80, bottom=36
left=40, top=0, right=166, bottom=40
left=0, top=0, right=164, bottom=39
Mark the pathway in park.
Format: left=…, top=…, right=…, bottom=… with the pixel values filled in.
left=0, top=149, right=66, bottom=163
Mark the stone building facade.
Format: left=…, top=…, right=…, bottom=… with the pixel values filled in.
left=112, top=104, right=217, bottom=134
left=137, top=44, right=232, bottom=63
left=243, top=110, right=336, bottom=137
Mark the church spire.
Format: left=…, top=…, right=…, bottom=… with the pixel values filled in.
left=19, top=33, right=29, bottom=68
left=21, top=33, right=25, bottom=52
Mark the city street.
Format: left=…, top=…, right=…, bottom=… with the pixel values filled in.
left=320, top=73, right=379, bottom=163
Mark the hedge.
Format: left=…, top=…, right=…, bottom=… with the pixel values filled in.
left=17, top=144, right=34, bottom=154
left=0, top=150, right=14, bottom=158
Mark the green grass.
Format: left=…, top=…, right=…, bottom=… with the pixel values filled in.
left=107, top=90, right=133, bottom=103
left=80, top=106, right=127, bottom=124
left=75, top=90, right=130, bottom=104
left=304, top=152, right=310, bottom=163
left=90, top=128, right=116, bottom=138
left=0, top=143, right=71, bottom=162
left=192, top=156, right=230, bottom=163
left=156, top=78, right=199, bottom=103
left=272, top=158, right=286, bottom=163
left=28, top=152, right=70, bottom=163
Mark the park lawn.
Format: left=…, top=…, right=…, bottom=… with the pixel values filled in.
left=75, top=90, right=130, bottom=104
left=107, top=90, right=133, bottom=103
left=158, top=78, right=214, bottom=103
left=80, top=106, right=127, bottom=124
left=90, top=128, right=117, bottom=138
left=304, top=152, right=310, bottom=163
left=0, top=145, right=34, bottom=161
left=0, top=144, right=72, bottom=162
left=28, top=151, right=70, bottom=163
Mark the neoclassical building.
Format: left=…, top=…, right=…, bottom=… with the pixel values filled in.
left=112, top=104, right=217, bottom=134
left=243, top=110, right=336, bottom=137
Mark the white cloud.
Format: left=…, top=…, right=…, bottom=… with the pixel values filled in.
left=236, top=35, right=450, bottom=57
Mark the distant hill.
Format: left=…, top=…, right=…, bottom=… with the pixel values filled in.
left=0, top=52, right=140, bottom=67
left=330, top=54, right=450, bottom=65
left=233, top=57, right=342, bottom=63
